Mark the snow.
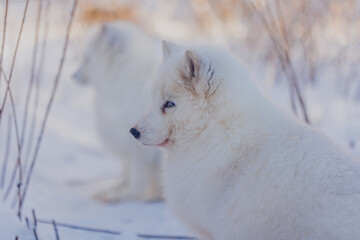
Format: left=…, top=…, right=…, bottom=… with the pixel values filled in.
left=0, top=1, right=359, bottom=239
left=0, top=204, right=33, bottom=239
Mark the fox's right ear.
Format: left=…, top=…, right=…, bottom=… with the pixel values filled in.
left=100, top=24, right=124, bottom=49
left=162, top=40, right=181, bottom=61
left=72, top=67, right=89, bottom=85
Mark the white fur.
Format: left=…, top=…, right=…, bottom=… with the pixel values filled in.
left=74, top=22, right=162, bottom=202
left=133, top=41, right=360, bottom=239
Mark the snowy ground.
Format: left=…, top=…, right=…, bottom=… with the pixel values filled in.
left=0, top=1, right=359, bottom=240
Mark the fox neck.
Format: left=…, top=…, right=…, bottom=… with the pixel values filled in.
left=169, top=107, right=260, bottom=164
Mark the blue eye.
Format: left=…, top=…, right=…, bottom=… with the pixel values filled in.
left=161, top=101, right=175, bottom=113
left=164, top=101, right=175, bottom=108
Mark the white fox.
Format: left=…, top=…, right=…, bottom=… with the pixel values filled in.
left=73, top=22, right=162, bottom=202
left=132, top=41, right=360, bottom=239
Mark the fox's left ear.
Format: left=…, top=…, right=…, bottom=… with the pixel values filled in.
left=180, top=50, right=218, bottom=97
left=162, top=40, right=181, bottom=61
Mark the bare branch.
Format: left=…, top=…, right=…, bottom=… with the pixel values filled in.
left=1, top=115, right=12, bottom=190
left=248, top=1, right=310, bottom=124
left=23, top=0, right=51, bottom=174
left=37, top=219, right=121, bottom=235
left=52, top=220, right=61, bottom=240
left=20, top=0, right=43, bottom=147
left=137, top=234, right=196, bottom=239
left=0, top=72, right=23, bottom=220
left=20, top=0, right=79, bottom=213
left=1, top=74, right=23, bottom=206
left=25, top=217, right=30, bottom=229
left=0, top=0, right=9, bottom=94
left=32, top=209, right=38, bottom=228
left=32, top=209, right=39, bottom=239
left=33, top=229, right=39, bottom=240
left=0, top=0, right=30, bottom=126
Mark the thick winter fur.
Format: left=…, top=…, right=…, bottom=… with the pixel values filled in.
left=133, top=41, right=360, bottom=239
left=73, top=22, right=162, bottom=202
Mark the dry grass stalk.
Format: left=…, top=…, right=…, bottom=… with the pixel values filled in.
left=137, top=234, right=196, bottom=239
left=33, top=229, right=39, bottom=240
left=248, top=0, right=310, bottom=124
left=23, top=0, right=51, bottom=174
left=0, top=73, right=22, bottom=219
left=20, top=0, right=43, bottom=147
left=20, top=0, right=79, bottom=215
left=32, top=209, right=39, bottom=240
left=0, top=0, right=30, bottom=126
left=37, top=219, right=121, bottom=235
left=32, top=209, right=38, bottom=227
left=1, top=71, right=22, bottom=207
left=0, top=0, right=9, bottom=94
left=1, top=115, right=12, bottom=190
left=52, top=220, right=61, bottom=240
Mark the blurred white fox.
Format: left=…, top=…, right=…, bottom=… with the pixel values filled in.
left=73, top=22, right=162, bottom=202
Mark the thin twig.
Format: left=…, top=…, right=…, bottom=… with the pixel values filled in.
left=0, top=1, right=28, bottom=213
left=248, top=2, right=297, bottom=111
left=273, top=0, right=309, bottom=123
left=0, top=0, right=30, bottom=126
left=0, top=73, right=23, bottom=220
left=32, top=209, right=38, bottom=228
left=32, top=210, right=39, bottom=239
left=0, top=0, right=9, bottom=93
left=20, top=0, right=43, bottom=147
left=137, top=234, right=196, bottom=239
left=1, top=115, right=12, bottom=190
left=33, top=229, right=39, bottom=240
left=16, top=172, right=22, bottom=218
left=23, top=0, right=51, bottom=174
left=52, top=220, right=61, bottom=240
left=248, top=1, right=309, bottom=124
left=37, top=219, right=121, bottom=235
left=2, top=74, right=23, bottom=204
left=20, top=0, right=79, bottom=213
left=0, top=72, right=21, bottom=150
left=3, top=162, right=18, bottom=201
left=25, top=217, right=30, bottom=229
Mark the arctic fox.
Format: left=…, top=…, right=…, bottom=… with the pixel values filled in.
left=131, top=41, right=360, bottom=239
left=73, top=22, right=162, bottom=202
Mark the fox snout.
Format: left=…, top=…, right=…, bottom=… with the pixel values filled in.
left=130, top=127, right=140, bottom=139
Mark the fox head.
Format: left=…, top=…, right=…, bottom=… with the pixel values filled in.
left=131, top=41, right=228, bottom=148
left=72, top=23, right=127, bottom=85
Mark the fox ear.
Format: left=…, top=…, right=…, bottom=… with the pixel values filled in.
left=184, top=50, right=201, bottom=79
left=101, top=23, right=110, bottom=34
left=180, top=50, right=218, bottom=96
left=179, top=50, right=203, bottom=95
left=162, top=40, right=180, bottom=60
left=100, top=24, right=124, bottom=49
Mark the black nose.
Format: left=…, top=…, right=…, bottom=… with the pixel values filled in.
left=130, top=128, right=140, bottom=139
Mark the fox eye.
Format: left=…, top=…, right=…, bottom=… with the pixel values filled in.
left=161, top=101, right=175, bottom=113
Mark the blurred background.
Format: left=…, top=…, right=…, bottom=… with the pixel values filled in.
left=0, top=0, right=360, bottom=239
